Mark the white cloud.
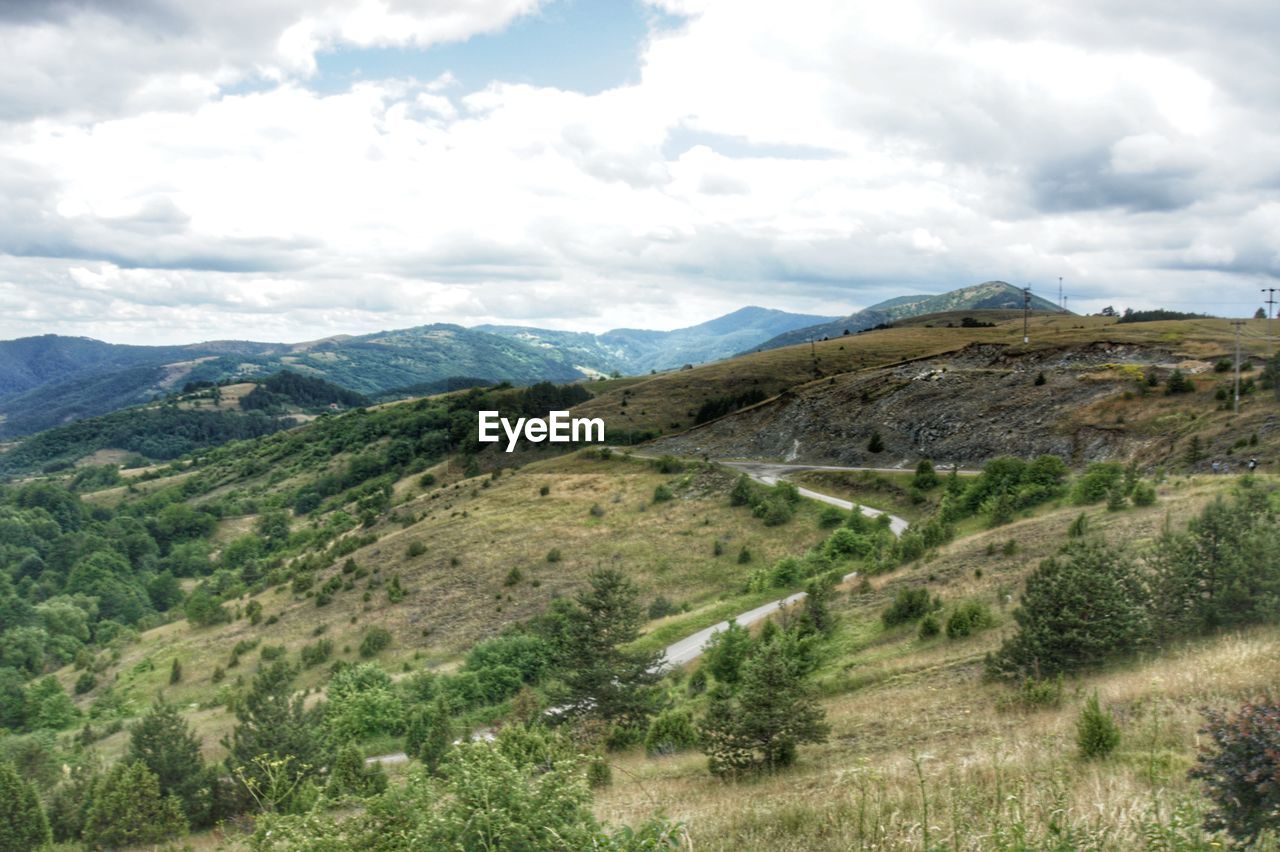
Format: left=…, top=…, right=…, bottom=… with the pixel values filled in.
left=0, top=0, right=1278, bottom=343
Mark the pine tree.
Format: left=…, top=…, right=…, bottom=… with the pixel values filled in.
left=560, top=569, right=662, bottom=730
left=1076, top=692, right=1120, bottom=759
left=420, top=696, right=453, bottom=775
left=867, top=431, right=885, bottom=453
left=987, top=540, right=1151, bottom=678
left=169, top=657, right=183, bottom=684
left=224, top=660, right=324, bottom=813
left=326, top=743, right=387, bottom=799
left=702, top=620, right=752, bottom=685
left=0, top=760, right=51, bottom=852
left=82, top=761, right=186, bottom=849
left=128, top=700, right=218, bottom=827
left=700, top=637, right=829, bottom=777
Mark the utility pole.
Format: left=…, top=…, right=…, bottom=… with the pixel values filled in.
left=1263, top=288, right=1278, bottom=361
left=1022, top=286, right=1031, bottom=344
left=1232, top=320, right=1245, bottom=415
left=1058, top=276, right=1063, bottom=311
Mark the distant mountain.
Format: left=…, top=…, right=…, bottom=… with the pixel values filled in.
left=750, top=282, right=1067, bottom=352
left=479, top=306, right=838, bottom=374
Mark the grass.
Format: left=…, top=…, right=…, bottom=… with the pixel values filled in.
left=591, top=474, right=1276, bottom=850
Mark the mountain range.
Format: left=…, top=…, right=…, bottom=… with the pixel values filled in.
left=0, top=282, right=1069, bottom=438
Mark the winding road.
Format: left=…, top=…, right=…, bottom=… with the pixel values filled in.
left=368, top=459, right=909, bottom=766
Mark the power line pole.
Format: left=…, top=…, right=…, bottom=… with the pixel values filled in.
left=1022, top=286, right=1031, bottom=344
left=1232, top=319, right=1245, bottom=415
left=1263, top=288, right=1278, bottom=361
left=1058, top=276, right=1063, bottom=311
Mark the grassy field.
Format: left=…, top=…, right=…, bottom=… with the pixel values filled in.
left=591, top=474, right=1278, bottom=850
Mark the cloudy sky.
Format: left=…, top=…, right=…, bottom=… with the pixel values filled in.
left=1, top=0, right=1277, bottom=344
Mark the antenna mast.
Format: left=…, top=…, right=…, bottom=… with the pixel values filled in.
left=1232, top=319, right=1245, bottom=415
left=1022, top=286, right=1031, bottom=344
left=1263, top=288, right=1278, bottom=362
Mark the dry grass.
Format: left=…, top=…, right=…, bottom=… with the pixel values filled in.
left=592, top=475, right=1278, bottom=850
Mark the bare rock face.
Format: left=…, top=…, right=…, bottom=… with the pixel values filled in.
left=653, top=342, right=1176, bottom=468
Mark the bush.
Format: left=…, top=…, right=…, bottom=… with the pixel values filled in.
left=1130, top=481, right=1157, bottom=506
left=359, top=627, right=392, bottom=658
left=737, top=546, right=752, bottom=564
left=647, top=596, right=679, bottom=619
left=912, top=459, right=940, bottom=490
left=1190, top=697, right=1280, bottom=844
left=300, top=640, right=333, bottom=668
left=406, top=541, right=426, bottom=558
left=945, top=600, right=995, bottom=639
left=644, top=708, right=699, bottom=756
left=817, top=506, right=845, bottom=528
left=653, top=484, right=674, bottom=503
left=1165, top=368, right=1194, bottom=395
left=74, top=672, right=97, bottom=695
left=1076, top=692, right=1120, bottom=759
left=882, top=587, right=936, bottom=627
left=917, top=614, right=941, bottom=639
left=0, top=759, right=51, bottom=850
left=867, top=431, right=885, bottom=453
left=538, top=483, right=550, bottom=496
left=757, top=495, right=794, bottom=526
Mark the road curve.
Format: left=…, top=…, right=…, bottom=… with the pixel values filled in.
left=368, top=456, right=911, bottom=765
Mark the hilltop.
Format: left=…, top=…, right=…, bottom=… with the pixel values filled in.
left=752, top=281, right=1066, bottom=351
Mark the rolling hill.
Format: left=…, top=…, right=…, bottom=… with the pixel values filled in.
left=751, top=281, right=1066, bottom=352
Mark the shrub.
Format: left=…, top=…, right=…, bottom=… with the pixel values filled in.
left=1073, top=462, right=1125, bottom=504
left=300, top=640, right=333, bottom=668
left=538, top=483, right=550, bottom=496
left=818, top=506, right=846, bottom=528
left=912, top=459, right=940, bottom=490
left=652, top=484, right=674, bottom=503
left=918, top=614, right=941, bottom=639
left=1076, top=692, right=1120, bottom=759
left=644, top=708, right=699, bottom=756
left=882, top=587, right=936, bottom=627
left=545, top=548, right=561, bottom=563
left=737, top=546, right=752, bottom=564
left=0, top=759, right=51, bottom=850
left=406, top=541, right=426, bottom=558
left=359, top=627, right=392, bottom=658
left=867, top=431, right=885, bottom=453
left=945, top=600, right=995, bottom=639
left=1067, top=512, right=1089, bottom=537
left=1105, top=487, right=1126, bottom=511
left=75, top=672, right=97, bottom=695
left=588, top=503, right=605, bottom=518
left=1165, top=368, right=1194, bottom=394
left=1130, top=481, right=1157, bottom=506
left=997, top=676, right=1064, bottom=712
left=1190, top=697, right=1280, bottom=844
left=647, top=596, right=679, bottom=619
left=504, top=567, right=522, bottom=586
left=757, top=495, right=794, bottom=526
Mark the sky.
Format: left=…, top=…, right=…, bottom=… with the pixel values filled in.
left=1, top=0, right=1278, bottom=344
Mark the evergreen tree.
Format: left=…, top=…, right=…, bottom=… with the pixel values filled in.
left=0, top=760, right=51, bottom=852
left=169, top=657, right=183, bottom=684
left=82, top=761, right=186, bottom=849
left=699, top=636, right=829, bottom=777
left=867, top=431, right=885, bottom=453
left=1076, top=691, right=1120, bottom=759
left=224, top=660, right=324, bottom=812
left=420, top=696, right=454, bottom=775
left=560, top=569, right=662, bottom=730
left=128, top=700, right=219, bottom=827
left=702, top=620, right=752, bottom=685
left=326, top=743, right=388, bottom=799
left=987, top=540, right=1150, bottom=678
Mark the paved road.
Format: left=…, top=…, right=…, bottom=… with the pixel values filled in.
left=369, top=457, right=910, bottom=766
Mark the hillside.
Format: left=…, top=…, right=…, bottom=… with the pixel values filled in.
left=752, top=281, right=1066, bottom=351
left=1, top=318, right=1278, bottom=850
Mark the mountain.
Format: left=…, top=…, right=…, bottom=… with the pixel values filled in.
left=479, top=306, right=839, bottom=373
left=0, top=307, right=837, bottom=437
left=750, top=281, right=1066, bottom=352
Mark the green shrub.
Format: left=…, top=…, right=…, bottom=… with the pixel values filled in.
left=359, top=627, right=392, bottom=658
left=882, top=587, right=937, bottom=627
left=1130, top=481, right=1157, bottom=506
left=545, top=548, right=561, bottom=563
left=737, top=546, right=752, bottom=564
left=538, top=483, right=550, bottom=496
left=74, top=672, right=97, bottom=695
left=644, top=708, right=699, bottom=756
left=259, top=645, right=286, bottom=662
left=299, top=640, right=333, bottom=668
left=1076, top=692, right=1120, bottom=759
left=918, top=613, right=941, bottom=639
left=406, top=541, right=426, bottom=558
left=647, top=596, right=679, bottom=619
left=817, top=506, right=846, bottom=528
left=503, top=567, right=522, bottom=587
left=912, top=459, right=940, bottom=490
left=756, top=495, right=794, bottom=526
left=945, top=600, right=995, bottom=639
left=867, top=431, right=885, bottom=453
left=653, top=484, right=674, bottom=503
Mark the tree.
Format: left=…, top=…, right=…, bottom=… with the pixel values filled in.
left=25, top=677, right=77, bottom=731
left=82, top=761, right=186, bottom=849
left=1255, top=307, right=1267, bottom=319
left=1076, top=692, right=1120, bottom=759
left=559, top=570, right=662, bottom=730
left=1190, top=697, right=1280, bottom=844
left=128, top=700, right=219, bottom=827
left=0, top=760, right=51, bottom=852
left=702, top=621, right=752, bottom=685
left=326, top=743, right=387, bottom=799
left=912, top=459, right=940, bottom=490
left=1164, top=368, right=1194, bottom=395
left=224, top=661, right=324, bottom=813
left=700, top=637, right=829, bottom=777
left=414, top=696, right=454, bottom=775
left=867, top=431, right=885, bottom=453
left=169, top=657, right=183, bottom=684
left=987, top=540, right=1150, bottom=678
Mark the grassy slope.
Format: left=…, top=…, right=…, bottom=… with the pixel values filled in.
left=60, top=451, right=829, bottom=759
left=594, top=475, right=1278, bottom=850
left=573, top=313, right=1274, bottom=439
